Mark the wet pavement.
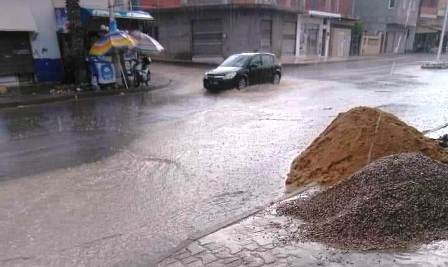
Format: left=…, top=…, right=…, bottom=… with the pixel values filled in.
left=1, top=54, right=448, bottom=266
left=159, top=188, right=448, bottom=267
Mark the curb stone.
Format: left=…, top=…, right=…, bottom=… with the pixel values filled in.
left=0, top=79, right=172, bottom=109
left=154, top=184, right=316, bottom=266
left=281, top=55, right=404, bottom=67
left=155, top=55, right=399, bottom=68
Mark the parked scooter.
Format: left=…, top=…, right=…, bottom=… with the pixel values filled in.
left=132, top=56, right=151, bottom=87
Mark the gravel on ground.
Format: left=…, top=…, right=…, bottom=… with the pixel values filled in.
left=279, top=153, right=448, bottom=250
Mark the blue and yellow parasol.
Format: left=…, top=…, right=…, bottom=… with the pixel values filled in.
left=89, top=30, right=137, bottom=56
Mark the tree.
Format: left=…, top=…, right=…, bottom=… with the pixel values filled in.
left=350, top=22, right=364, bottom=56
left=66, top=0, right=85, bottom=85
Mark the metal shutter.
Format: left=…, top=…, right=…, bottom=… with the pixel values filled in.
left=260, top=20, right=272, bottom=52
left=0, top=32, right=33, bottom=76
left=282, top=21, right=296, bottom=55
left=330, top=28, right=351, bottom=57
left=192, top=19, right=223, bottom=57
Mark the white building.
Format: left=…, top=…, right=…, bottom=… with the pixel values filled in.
left=0, top=0, right=62, bottom=85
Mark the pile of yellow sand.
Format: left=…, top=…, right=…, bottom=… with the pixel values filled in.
left=286, top=107, right=448, bottom=187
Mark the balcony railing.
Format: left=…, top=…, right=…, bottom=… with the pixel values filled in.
left=141, top=0, right=305, bottom=11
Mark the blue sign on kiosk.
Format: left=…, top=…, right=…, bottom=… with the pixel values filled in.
left=89, top=56, right=116, bottom=86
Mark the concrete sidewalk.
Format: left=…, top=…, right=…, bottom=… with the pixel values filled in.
left=280, top=55, right=386, bottom=66
left=153, top=54, right=391, bottom=67
left=0, top=72, right=172, bottom=109
left=157, top=188, right=448, bottom=267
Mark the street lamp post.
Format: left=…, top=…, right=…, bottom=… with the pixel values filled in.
left=437, top=4, right=448, bottom=61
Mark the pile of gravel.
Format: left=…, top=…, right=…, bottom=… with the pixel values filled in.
left=278, top=153, right=448, bottom=250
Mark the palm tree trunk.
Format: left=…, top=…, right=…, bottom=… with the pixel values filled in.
left=66, top=0, right=85, bottom=85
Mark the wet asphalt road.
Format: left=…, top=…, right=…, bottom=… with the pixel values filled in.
left=1, top=54, right=448, bottom=266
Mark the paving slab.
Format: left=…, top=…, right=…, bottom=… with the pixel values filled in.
left=158, top=189, right=448, bottom=267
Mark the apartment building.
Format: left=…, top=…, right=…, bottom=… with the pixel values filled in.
left=300, top=0, right=355, bottom=57
left=414, top=0, right=448, bottom=52
left=140, top=0, right=354, bottom=61
left=354, top=0, right=420, bottom=54
left=0, top=0, right=62, bottom=85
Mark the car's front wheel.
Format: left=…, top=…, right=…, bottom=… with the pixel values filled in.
left=272, top=73, right=281, bottom=85
left=237, top=77, right=247, bottom=90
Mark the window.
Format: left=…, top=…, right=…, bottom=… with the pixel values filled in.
left=250, top=55, right=262, bottom=67
left=389, top=0, right=396, bottom=8
left=325, top=0, right=331, bottom=10
left=220, top=54, right=251, bottom=67
left=260, top=20, right=272, bottom=51
left=335, top=0, right=340, bottom=12
left=262, top=55, right=274, bottom=67
left=114, top=0, right=126, bottom=10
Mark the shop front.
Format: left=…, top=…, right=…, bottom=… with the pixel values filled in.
left=0, top=1, right=37, bottom=85
left=0, top=32, right=34, bottom=85
left=80, top=8, right=154, bottom=50
left=55, top=7, right=154, bottom=84
left=298, top=17, right=323, bottom=57
left=329, top=19, right=355, bottom=58
left=414, top=26, right=440, bottom=53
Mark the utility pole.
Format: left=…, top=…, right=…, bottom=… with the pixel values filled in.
left=395, top=0, right=413, bottom=54
left=351, top=0, right=355, bottom=18
left=437, top=3, right=448, bottom=61
left=108, top=0, right=117, bottom=32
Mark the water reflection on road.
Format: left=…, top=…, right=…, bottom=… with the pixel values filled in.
left=1, top=55, right=448, bottom=266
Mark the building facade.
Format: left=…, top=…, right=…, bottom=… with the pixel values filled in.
left=140, top=0, right=304, bottom=61
left=354, top=0, right=420, bottom=54
left=52, top=0, right=153, bottom=83
left=0, top=0, right=62, bottom=85
left=414, top=0, right=448, bottom=53
left=140, top=0, right=354, bottom=61
left=299, top=0, right=355, bottom=57
left=0, top=0, right=150, bottom=86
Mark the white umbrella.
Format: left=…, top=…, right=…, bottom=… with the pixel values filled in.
left=130, top=30, right=165, bottom=55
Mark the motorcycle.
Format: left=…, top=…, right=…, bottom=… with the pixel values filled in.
left=132, top=58, right=151, bottom=87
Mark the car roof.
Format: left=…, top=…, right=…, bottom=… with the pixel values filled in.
left=236, top=52, right=276, bottom=57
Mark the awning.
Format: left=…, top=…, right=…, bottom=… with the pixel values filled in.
left=0, top=0, right=37, bottom=32
left=309, top=10, right=341, bottom=18
left=416, top=26, right=439, bottom=34
left=81, top=8, right=154, bottom=21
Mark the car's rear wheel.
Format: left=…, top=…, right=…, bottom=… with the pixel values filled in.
left=273, top=73, right=281, bottom=85
left=237, top=77, right=247, bottom=89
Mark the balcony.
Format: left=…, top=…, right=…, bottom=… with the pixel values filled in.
left=420, top=6, right=438, bottom=19
left=141, top=0, right=305, bottom=12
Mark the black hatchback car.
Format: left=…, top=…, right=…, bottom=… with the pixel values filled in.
left=203, top=53, right=282, bottom=90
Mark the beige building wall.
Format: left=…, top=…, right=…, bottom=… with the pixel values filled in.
left=360, top=33, right=382, bottom=56
left=330, top=28, right=351, bottom=57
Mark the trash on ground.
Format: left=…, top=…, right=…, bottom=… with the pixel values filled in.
left=0, top=86, right=8, bottom=95
left=286, top=106, right=448, bottom=187
left=437, top=134, right=448, bottom=148
left=278, top=153, right=448, bottom=250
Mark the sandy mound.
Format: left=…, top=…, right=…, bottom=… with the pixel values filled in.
left=278, top=153, right=448, bottom=250
left=286, top=106, right=448, bottom=186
